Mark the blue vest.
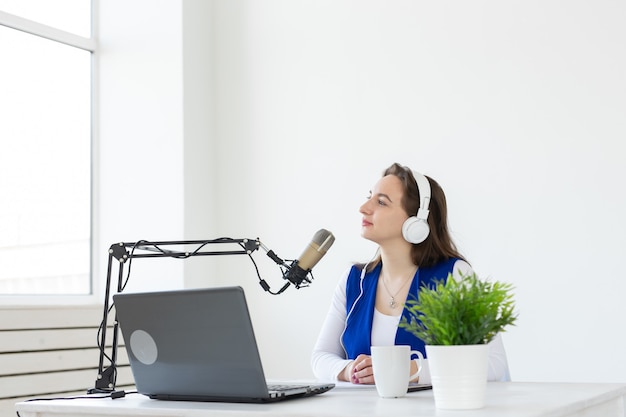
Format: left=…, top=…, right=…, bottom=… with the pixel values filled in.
left=342, top=258, right=459, bottom=359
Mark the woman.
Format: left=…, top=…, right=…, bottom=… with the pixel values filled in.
left=311, top=163, right=509, bottom=384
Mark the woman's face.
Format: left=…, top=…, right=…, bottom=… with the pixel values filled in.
left=359, top=174, right=410, bottom=244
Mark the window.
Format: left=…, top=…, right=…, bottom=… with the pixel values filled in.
left=0, top=2, right=94, bottom=295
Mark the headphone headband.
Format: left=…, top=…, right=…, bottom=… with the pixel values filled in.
left=412, top=170, right=431, bottom=221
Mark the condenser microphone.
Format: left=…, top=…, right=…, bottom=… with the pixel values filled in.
left=283, top=229, right=335, bottom=288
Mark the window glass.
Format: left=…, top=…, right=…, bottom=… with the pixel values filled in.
left=0, top=25, right=91, bottom=295
left=0, top=0, right=91, bottom=36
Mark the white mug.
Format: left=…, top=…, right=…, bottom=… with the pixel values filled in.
left=371, top=345, right=424, bottom=398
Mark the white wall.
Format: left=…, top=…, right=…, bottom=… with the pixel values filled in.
left=181, top=0, right=219, bottom=288
left=209, top=1, right=626, bottom=383
left=98, top=1, right=626, bottom=384
left=96, top=0, right=186, bottom=294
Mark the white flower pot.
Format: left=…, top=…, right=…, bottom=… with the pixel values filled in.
left=426, top=344, right=489, bottom=410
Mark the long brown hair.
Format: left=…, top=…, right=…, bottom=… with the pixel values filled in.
left=364, top=163, right=466, bottom=270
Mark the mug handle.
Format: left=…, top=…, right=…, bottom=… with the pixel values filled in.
left=409, top=350, right=424, bottom=380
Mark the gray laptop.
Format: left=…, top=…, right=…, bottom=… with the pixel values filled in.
left=113, top=286, right=334, bottom=403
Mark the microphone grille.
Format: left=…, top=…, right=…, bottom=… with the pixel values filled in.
left=312, top=229, right=335, bottom=251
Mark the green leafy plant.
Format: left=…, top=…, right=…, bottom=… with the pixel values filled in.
left=399, top=272, right=518, bottom=345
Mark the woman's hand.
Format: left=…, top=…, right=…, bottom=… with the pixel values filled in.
left=347, top=354, right=375, bottom=385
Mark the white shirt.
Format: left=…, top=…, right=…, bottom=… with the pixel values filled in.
left=310, top=260, right=511, bottom=383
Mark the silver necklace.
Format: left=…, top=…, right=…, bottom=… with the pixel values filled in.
left=380, top=271, right=414, bottom=309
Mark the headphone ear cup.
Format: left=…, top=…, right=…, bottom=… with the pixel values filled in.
left=402, top=216, right=430, bottom=244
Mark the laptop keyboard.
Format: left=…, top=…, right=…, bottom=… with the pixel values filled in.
left=267, top=384, right=309, bottom=392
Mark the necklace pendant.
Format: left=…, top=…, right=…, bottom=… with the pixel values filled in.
left=389, top=298, right=397, bottom=309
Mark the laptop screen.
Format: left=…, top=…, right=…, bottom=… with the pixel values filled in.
left=113, top=286, right=272, bottom=400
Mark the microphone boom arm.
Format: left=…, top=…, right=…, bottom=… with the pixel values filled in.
left=91, top=237, right=266, bottom=394
left=90, top=229, right=332, bottom=394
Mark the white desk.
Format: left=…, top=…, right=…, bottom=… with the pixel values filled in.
left=15, top=382, right=626, bottom=417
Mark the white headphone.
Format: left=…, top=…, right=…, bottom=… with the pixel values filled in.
left=401, top=170, right=431, bottom=244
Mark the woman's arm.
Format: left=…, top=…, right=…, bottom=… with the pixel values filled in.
left=310, top=267, right=354, bottom=381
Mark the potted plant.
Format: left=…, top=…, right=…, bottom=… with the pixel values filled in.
left=399, top=272, right=517, bottom=410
